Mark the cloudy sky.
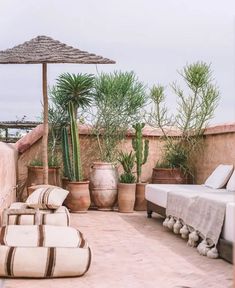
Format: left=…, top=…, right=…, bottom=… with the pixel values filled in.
left=0, top=0, right=234, bottom=124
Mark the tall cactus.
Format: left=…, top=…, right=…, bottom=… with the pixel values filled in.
left=68, top=101, right=83, bottom=181
left=61, top=127, right=73, bottom=180
left=132, top=123, right=149, bottom=183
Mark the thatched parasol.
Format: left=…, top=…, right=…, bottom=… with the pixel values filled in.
left=0, top=35, right=115, bottom=184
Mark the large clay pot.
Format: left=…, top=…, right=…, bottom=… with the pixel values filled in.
left=152, top=168, right=189, bottom=184
left=90, top=162, right=118, bottom=211
left=64, top=181, right=91, bottom=213
left=118, top=183, right=136, bottom=213
left=27, top=165, right=61, bottom=189
left=134, top=183, right=147, bottom=211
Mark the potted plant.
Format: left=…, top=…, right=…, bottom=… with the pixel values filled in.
left=148, top=62, right=219, bottom=183
left=132, top=123, right=149, bottom=211
left=89, top=71, right=147, bottom=210
left=117, top=151, right=136, bottom=213
left=56, top=73, right=94, bottom=212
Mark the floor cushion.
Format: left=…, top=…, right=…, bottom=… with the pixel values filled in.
left=4, top=202, right=70, bottom=226
left=0, top=225, right=91, bottom=278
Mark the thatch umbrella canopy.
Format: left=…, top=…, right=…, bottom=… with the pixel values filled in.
left=0, top=35, right=115, bottom=184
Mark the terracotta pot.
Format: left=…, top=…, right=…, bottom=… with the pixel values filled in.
left=134, top=183, right=147, bottom=211
left=90, top=162, right=118, bottom=211
left=118, top=183, right=136, bottom=213
left=27, top=165, right=61, bottom=188
left=64, top=181, right=91, bottom=213
left=152, top=168, right=189, bottom=184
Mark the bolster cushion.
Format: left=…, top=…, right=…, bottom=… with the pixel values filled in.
left=7, top=203, right=70, bottom=226
left=0, top=225, right=91, bottom=278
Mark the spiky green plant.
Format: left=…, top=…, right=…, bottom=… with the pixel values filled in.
left=56, top=73, right=94, bottom=115
left=132, top=123, right=149, bottom=183
left=68, top=101, right=83, bottom=181
left=61, top=127, right=73, bottom=180
left=117, top=151, right=136, bottom=183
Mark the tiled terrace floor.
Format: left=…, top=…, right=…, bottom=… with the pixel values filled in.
left=1, top=211, right=233, bottom=288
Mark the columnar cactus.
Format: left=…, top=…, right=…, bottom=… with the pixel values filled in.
left=68, top=101, right=83, bottom=181
left=61, top=127, right=73, bottom=180
left=132, top=123, right=149, bottom=183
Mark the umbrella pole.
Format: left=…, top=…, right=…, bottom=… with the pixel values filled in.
left=42, top=63, right=49, bottom=184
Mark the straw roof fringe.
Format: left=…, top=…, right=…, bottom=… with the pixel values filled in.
left=0, top=35, right=115, bottom=64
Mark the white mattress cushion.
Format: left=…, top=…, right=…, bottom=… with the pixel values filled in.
left=145, top=184, right=235, bottom=242
left=204, top=164, right=233, bottom=189
left=226, top=170, right=235, bottom=192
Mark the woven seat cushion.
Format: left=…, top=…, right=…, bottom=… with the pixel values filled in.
left=0, top=225, right=91, bottom=278
left=7, top=202, right=70, bottom=226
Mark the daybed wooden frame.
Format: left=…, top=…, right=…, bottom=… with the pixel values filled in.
left=147, top=200, right=233, bottom=264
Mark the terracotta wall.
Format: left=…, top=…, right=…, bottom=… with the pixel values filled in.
left=16, top=123, right=235, bottom=200
left=0, top=142, right=17, bottom=223
left=193, top=123, right=235, bottom=184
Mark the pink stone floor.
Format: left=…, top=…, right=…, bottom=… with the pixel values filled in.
left=1, top=211, right=233, bottom=288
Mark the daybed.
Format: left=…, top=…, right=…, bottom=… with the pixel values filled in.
left=145, top=184, right=234, bottom=263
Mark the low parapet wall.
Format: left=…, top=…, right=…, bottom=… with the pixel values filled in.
left=0, top=142, right=18, bottom=222
left=16, top=122, right=235, bottom=200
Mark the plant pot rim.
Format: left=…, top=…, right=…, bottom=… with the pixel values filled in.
left=68, top=180, right=90, bottom=184
left=153, top=167, right=181, bottom=171
left=118, top=182, right=136, bottom=186
left=28, top=165, right=61, bottom=169
left=92, top=161, right=115, bottom=165
left=136, top=182, right=148, bottom=185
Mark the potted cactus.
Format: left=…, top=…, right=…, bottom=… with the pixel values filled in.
left=62, top=102, right=90, bottom=212
left=132, top=123, right=149, bottom=211
left=56, top=73, right=94, bottom=212
left=117, top=151, right=136, bottom=213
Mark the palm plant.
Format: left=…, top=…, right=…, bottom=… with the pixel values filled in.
left=56, top=73, right=94, bottom=115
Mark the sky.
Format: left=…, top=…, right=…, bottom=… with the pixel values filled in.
left=0, top=0, right=234, bottom=124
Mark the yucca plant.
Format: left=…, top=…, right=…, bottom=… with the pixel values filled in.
left=56, top=73, right=94, bottom=116
left=117, top=151, right=136, bottom=183
left=55, top=73, right=95, bottom=181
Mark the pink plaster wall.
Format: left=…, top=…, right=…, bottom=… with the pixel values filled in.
left=15, top=122, right=235, bottom=200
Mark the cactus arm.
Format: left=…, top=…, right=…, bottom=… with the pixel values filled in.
left=61, top=127, right=73, bottom=180
left=142, top=139, right=149, bottom=165
left=68, top=102, right=83, bottom=181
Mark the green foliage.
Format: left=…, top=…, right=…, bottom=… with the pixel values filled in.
left=30, top=159, right=43, bottom=167
left=92, top=71, right=147, bottom=162
left=132, top=123, right=149, bottom=183
left=56, top=73, right=94, bottom=113
left=117, top=151, right=136, bottom=183
left=61, top=127, right=73, bottom=180
left=119, top=173, right=136, bottom=184
left=68, top=102, right=83, bottom=181
left=117, top=151, right=135, bottom=174
left=148, top=62, right=220, bottom=176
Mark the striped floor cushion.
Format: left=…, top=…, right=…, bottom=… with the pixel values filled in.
left=0, top=225, right=91, bottom=278
left=6, top=202, right=70, bottom=226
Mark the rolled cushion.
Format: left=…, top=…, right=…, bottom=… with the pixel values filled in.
left=0, top=225, right=91, bottom=278
left=26, top=185, right=69, bottom=209
left=7, top=203, right=70, bottom=226
left=204, top=164, right=233, bottom=189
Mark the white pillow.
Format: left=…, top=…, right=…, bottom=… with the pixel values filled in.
left=226, top=170, right=235, bottom=192
left=204, top=164, right=234, bottom=189
left=26, top=185, right=69, bottom=209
